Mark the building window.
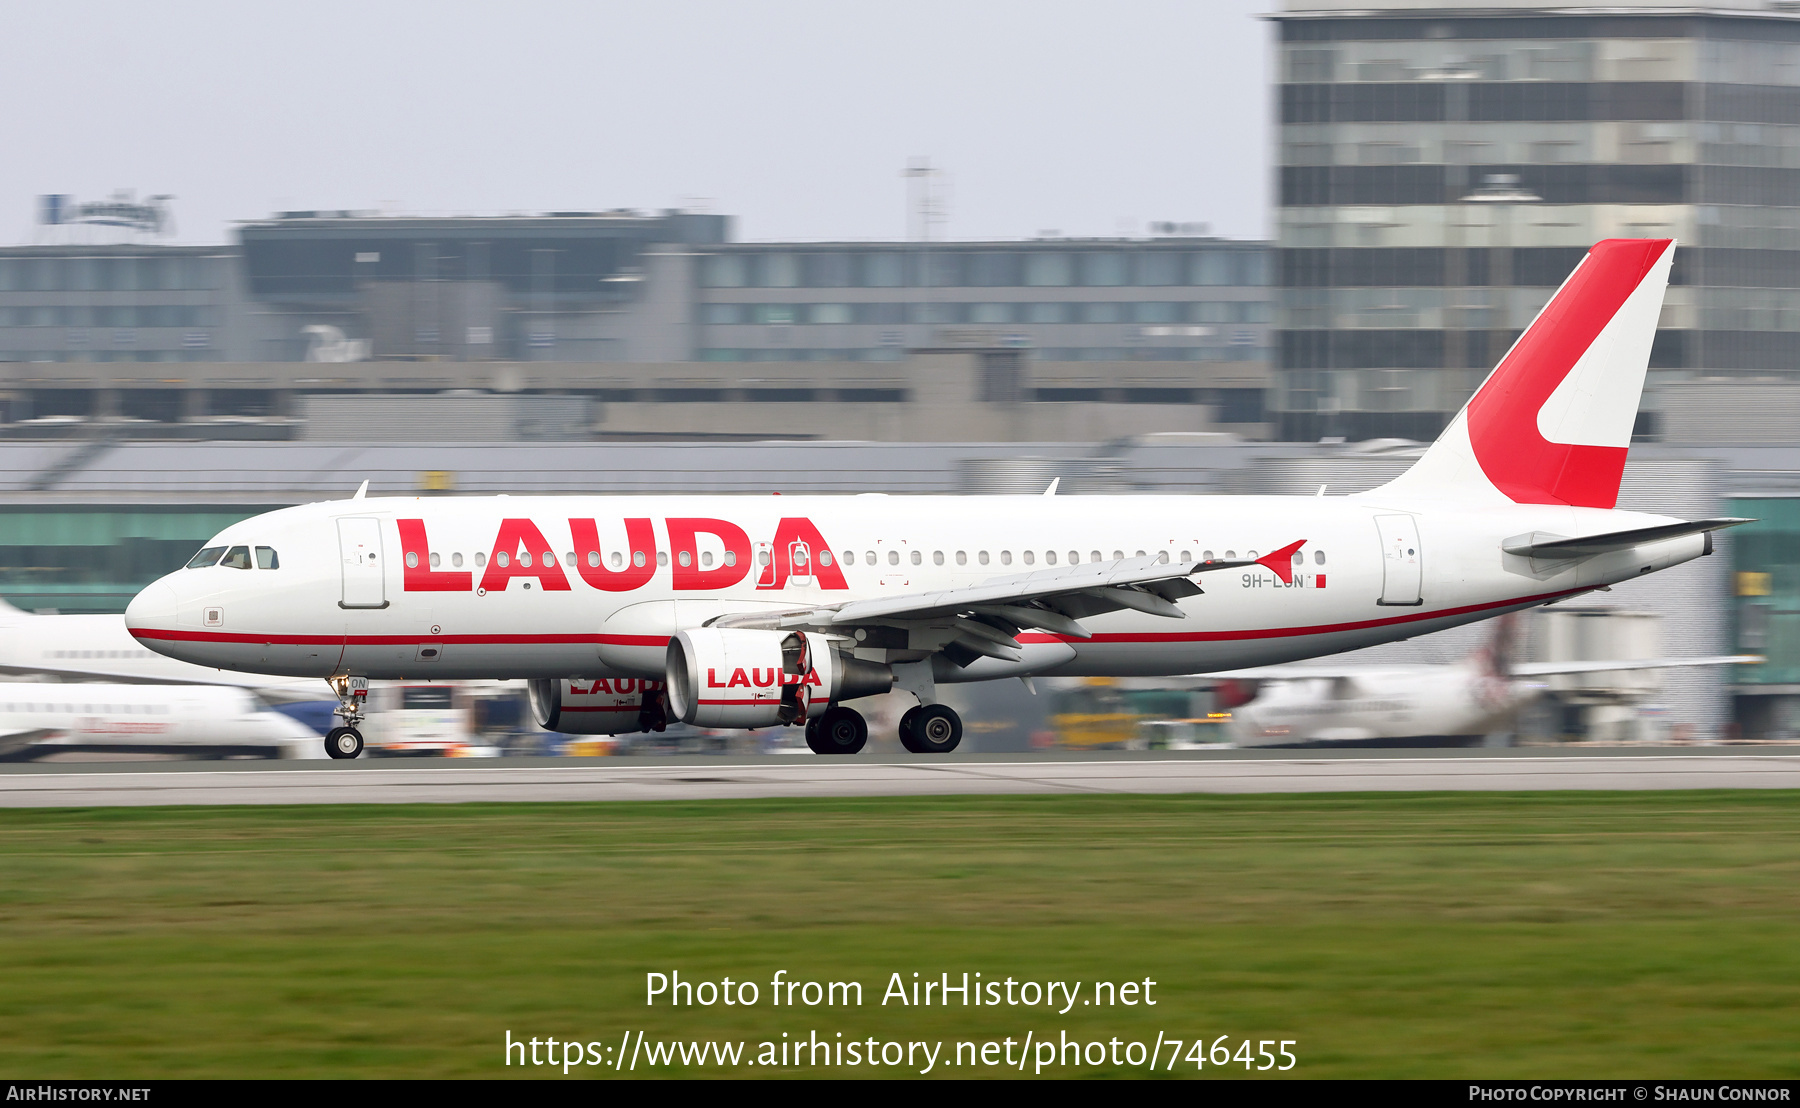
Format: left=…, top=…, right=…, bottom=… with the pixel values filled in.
left=808, top=304, right=853, bottom=325
left=970, top=303, right=1013, bottom=324
left=701, top=304, right=743, bottom=325
left=702, top=255, right=746, bottom=288
left=862, top=252, right=905, bottom=287
left=1081, top=252, right=1128, bottom=286
left=1025, top=302, right=1068, bottom=324
left=758, top=254, right=800, bottom=288
left=1024, top=253, right=1074, bottom=287
left=1140, top=253, right=1182, bottom=286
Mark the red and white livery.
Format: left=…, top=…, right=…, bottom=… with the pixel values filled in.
left=124, top=239, right=1742, bottom=758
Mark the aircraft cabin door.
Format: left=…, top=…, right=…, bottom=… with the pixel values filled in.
left=1374, top=513, right=1423, bottom=606
left=337, top=517, right=388, bottom=609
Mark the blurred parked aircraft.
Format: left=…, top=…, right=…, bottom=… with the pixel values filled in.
left=0, top=682, right=322, bottom=760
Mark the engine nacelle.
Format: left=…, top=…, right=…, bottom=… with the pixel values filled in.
left=529, top=677, right=665, bottom=735
left=665, top=628, right=893, bottom=728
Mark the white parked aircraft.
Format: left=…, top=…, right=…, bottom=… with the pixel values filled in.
left=0, top=682, right=323, bottom=760
left=0, top=596, right=318, bottom=696
left=1211, top=618, right=1754, bottom=747
left=123, top=238, right=1746, bottom=760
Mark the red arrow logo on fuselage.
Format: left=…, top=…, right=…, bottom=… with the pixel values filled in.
left=1256, top=540, right=1307, bottom=585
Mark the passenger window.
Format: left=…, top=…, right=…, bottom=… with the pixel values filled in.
left=956, top=551, right=967, bottom=566
left=933, top=551, right=944, bottom=566
left=1135, top=550, right=1146, bottom=558
left=1000, top=551, right=1012, bottom=565
left=1067, top=551, right=1078, bottom=564
left=453, top=553, right=464, bottom=567
left=518, top=551, right=530, bottom=567
left=1022, top=551, right=1035, bottom=565
left=888, top=551, right=899, bottom=565
left=1179, top=550, right=1191, bottom=563
left=724, top=550, right=736, bottom=567
left=256, top=546, right=280, bottom=570
left=701, top=551, right=713, bottom=567
left=1112, top=550, right=1124, bottom=561
left=565, top=552, right=575, bottom=567
left=1225, top=550, right=1236, bottom=559
left=1203, top=550, right=1214, bottom=561
left=979, top=551, right=989, bottom=565
left=405, top=552, right=419, bottom=569
left=186, top=545, right=227, bottom=568
left=632, top=551, right=645, bottom=568
left=1045, top=551, right=1057, bottom=565
left=1157, top=551, right=1169, bottom=564
left=498, top=552, right=511, bottom=568
left=1315, top=550, right=1326, bottom=565
left=221, top=545, right=253, bottom=570
left=1248, top=550, right=1258, bottom=559
left=428, top=552, right=440, bottom=568
left=1091, top=551, right=1102, bottom=563
left=864, top=551, right=875, bottom=564
left=843, top=551, right=856, bottom=566
left=910, top=550, right=921, bottom=565
left=657, top=552, right=668, bottom=567
left=475, top=553, right=487, bottom=567
left=759, top=550, right=772, bottom=566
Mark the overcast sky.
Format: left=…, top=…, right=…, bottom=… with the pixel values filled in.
left=0, top=0, right=1271, bottom=247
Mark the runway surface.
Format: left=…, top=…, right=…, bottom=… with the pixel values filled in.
left=0, top=749, right=1797, bottom=807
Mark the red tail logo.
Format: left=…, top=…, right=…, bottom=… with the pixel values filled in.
left=1465, top=238, right=1671, bottom=508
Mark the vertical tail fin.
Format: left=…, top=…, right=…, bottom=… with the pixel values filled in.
left=1381, top=238, right=1674, bottom=508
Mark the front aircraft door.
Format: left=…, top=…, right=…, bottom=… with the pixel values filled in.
left=788, top=540, right=814, bottom=587
left=338, top=517, right=388, bottom=609
left=1374, top=514, right=1422, bottom=606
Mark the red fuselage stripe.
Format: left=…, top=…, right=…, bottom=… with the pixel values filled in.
left=126, top=588, right=1580, bottom=652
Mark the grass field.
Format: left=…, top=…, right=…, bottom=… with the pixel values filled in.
left=0, top=791, right=1797, bottom=1078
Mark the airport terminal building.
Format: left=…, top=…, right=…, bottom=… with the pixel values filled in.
left=1274, top=0, right=1800, bottom=440
left=0, top=212, right=1274, bottom=440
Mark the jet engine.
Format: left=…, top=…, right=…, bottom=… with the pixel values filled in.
left=665, top=628, right=892, bottom=728
left=529, top=677, right=665, bottom=735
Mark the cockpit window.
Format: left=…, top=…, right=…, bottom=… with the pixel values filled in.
left=220, top=545, right=253, bottom=570
left=255, top=546, right=280, bottom=570
left=186, top=546, right=227, bottom=569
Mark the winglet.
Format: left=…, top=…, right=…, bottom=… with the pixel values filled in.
left=353, top=480, right=369, bottom=500
left=1257, top=540, right=1307, bottom=585
left=1043, top=478, right=1060, bottom=496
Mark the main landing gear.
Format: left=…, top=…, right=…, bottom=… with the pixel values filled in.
left=325, top=675, right=369, bottom=760
left=899, top=703, right=962, bottom=754
left=805, top=705, right=869, bottom=755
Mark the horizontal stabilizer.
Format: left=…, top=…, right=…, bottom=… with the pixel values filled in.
left=1503, top=518, right=1753, bottom=560
left=1510, top=655, right=1761, bottom=677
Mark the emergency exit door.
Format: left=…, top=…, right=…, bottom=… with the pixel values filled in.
left=338, top=517, right=388, bottom=609
left=1374, top=514, right=1422, bottom=606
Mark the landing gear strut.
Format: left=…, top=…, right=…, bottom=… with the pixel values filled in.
left=899, top=703, right=962, bottom=754
left=325, top=674, right=369, bottom=760
left=806, top=705, right=868, bottom=755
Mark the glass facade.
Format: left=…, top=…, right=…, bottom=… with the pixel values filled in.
left=0, top=506, right=267, bottom=613
left=695, top=241, right=1272, bottom=365
left=1274, top=8, right=1800, bottom=441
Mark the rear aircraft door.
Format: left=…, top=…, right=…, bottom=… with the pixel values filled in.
left=337, top=517, right=388, bottom=609
left=1374, top=514, right=1422, bottom=606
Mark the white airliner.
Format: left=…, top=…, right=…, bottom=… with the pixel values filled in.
left=123, top=238, right=1745, bottom=760
left=1211, top=618, right=1754, bottom=747
left=0, top=683, right=322, bottom=760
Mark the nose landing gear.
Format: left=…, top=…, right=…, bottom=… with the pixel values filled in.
left=325, top=675, right=369, bottom=760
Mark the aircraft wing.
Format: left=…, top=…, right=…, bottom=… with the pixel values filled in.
left=0, top=728, right=61, bottom=757
left=1509, top=655, right=1761, bottom=677
left=711, top=542, right=1305, bottom=664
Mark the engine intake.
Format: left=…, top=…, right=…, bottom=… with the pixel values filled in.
left=529, top=677, right=666, bottom=735
left=665, top=628, right=892, bottom=728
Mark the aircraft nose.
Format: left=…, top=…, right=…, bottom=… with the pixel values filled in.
left=124, top=580, right=178, bottom=643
